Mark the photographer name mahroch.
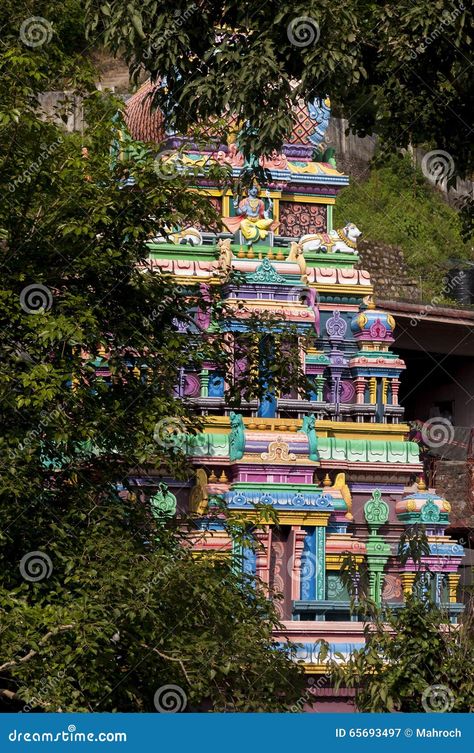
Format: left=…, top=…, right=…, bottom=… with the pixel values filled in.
left=416, top=729, right=462, bottom=738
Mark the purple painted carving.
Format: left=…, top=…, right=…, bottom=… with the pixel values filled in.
left=235, top=356, right=247, bottom=379
left=325, top=380, right=355, bottom=403
left=183, top=374, right=200, bottom=397
left=369, top=318, right=387, bottom=339
left=326, top=310, right=347, bottom=339
left=172, top=317, right=189, bottom=333
left=195, top=283, right=211, bottom=331
left=308, top=288, right=320, bottom=335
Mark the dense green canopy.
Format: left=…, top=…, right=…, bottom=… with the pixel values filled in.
left=87, top=0, right=473, bottom=180
left=0, top=0, right=306, bottom=711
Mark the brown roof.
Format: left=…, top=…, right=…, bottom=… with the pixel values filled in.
left=124, top=80, right=329, bottom=146
left=124, top=81, right=165, bottom=143
left=380, top=299, right=474, bottom=327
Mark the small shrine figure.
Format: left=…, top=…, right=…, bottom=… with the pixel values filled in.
left=224, top=181, right=275, bottom=246
left=150, top=483, right=177, bottom=524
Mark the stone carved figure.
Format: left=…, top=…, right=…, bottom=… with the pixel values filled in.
left=298, top=414, right=319, bottom=462
left=150, top=483, right=177, bottom=522
left=307, top=97, right=331, bottom=146
left=229, top=411, right=245, bottom=461
left=333, top=472, right=353, bottom=520
left=190, top=468, right=209, bottom=516
left=223, top=182, right=276, bottom=246
left=287, top=241, right=307, bottom=280
left=152, top=225, right=203, bottom=246
left=217, top=238, right=233, bottom=276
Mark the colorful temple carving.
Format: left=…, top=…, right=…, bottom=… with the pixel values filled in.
left=125, top=85, right=465, bottom=709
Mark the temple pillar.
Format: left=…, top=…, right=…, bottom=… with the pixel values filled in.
left=315, top=526, right=326, bottom=600
left=254, top=528, right=272, bottom=586
left=448, top=573, right=460, bottom=603
left=315, top=374, right=325, bottom=402
left=200, top=369, right=209, bottom=397
left=382, top=378, right=388, bottom=404
left=369, top=376, right=377, bottom=404
left=300, top=525, right=326, bottom=600
left=290, top=527, right=306, bottom=601
left=391, top=378, right=400, bottom=406
left=364, top=490, right=390, bottom=605
left=401, top=572, right=416, bottom=596
left=354, top=377, right=366, bottom=405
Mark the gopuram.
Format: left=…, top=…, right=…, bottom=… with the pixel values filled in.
left=124, top=82, right=464, bottom=710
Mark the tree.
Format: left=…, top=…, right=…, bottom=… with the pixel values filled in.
left=0, top=1, right=306, bottom=711
left=329, top=596, right=474, bottom=713
left=329, top=528, right=474, bottom=713
left=86, top=0, right=473, bottom=184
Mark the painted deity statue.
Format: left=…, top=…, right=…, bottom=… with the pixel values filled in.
left=224, top=183, right=275, bottom=246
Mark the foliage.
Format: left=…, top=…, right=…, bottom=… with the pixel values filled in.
left=0, top=518, right=304, bottom=711
left=85, top=0, right=474, bottom=183
left=334, top=154, right=472, bottom=298
left=330, top=595, right=474, bottom=713
left=332, top=529, right=474, bottom=713
left=0, top=1, right=306, bottom=711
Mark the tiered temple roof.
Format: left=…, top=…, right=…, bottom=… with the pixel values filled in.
left=124, top=85, right=464, bottom=709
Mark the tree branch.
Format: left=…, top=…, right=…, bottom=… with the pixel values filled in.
left=0, top=624, right=75, bottom=673
left=140, top=643, right=191, bottom=684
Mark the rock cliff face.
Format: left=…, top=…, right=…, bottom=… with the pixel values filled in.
left=356, top=239, right=421, bottom=301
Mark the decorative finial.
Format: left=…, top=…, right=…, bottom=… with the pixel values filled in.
left=238, top=245, right=245, bottom=258
left=323, top=473, right=332, bottom=487
left=208, top=470, right=218, bottom=482
left=219, top=470, right=228, bottom=483
left=418, top=476, right=427, bottom=491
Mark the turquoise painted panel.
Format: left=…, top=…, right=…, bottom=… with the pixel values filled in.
left=347, top=439, right=366, bottom=462
left=300, top=528, right=316, bottom=600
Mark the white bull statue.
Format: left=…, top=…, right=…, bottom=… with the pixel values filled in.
left=298, top=223, right=362, bottom=254
left=151, top=226, right=203, bottom=247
